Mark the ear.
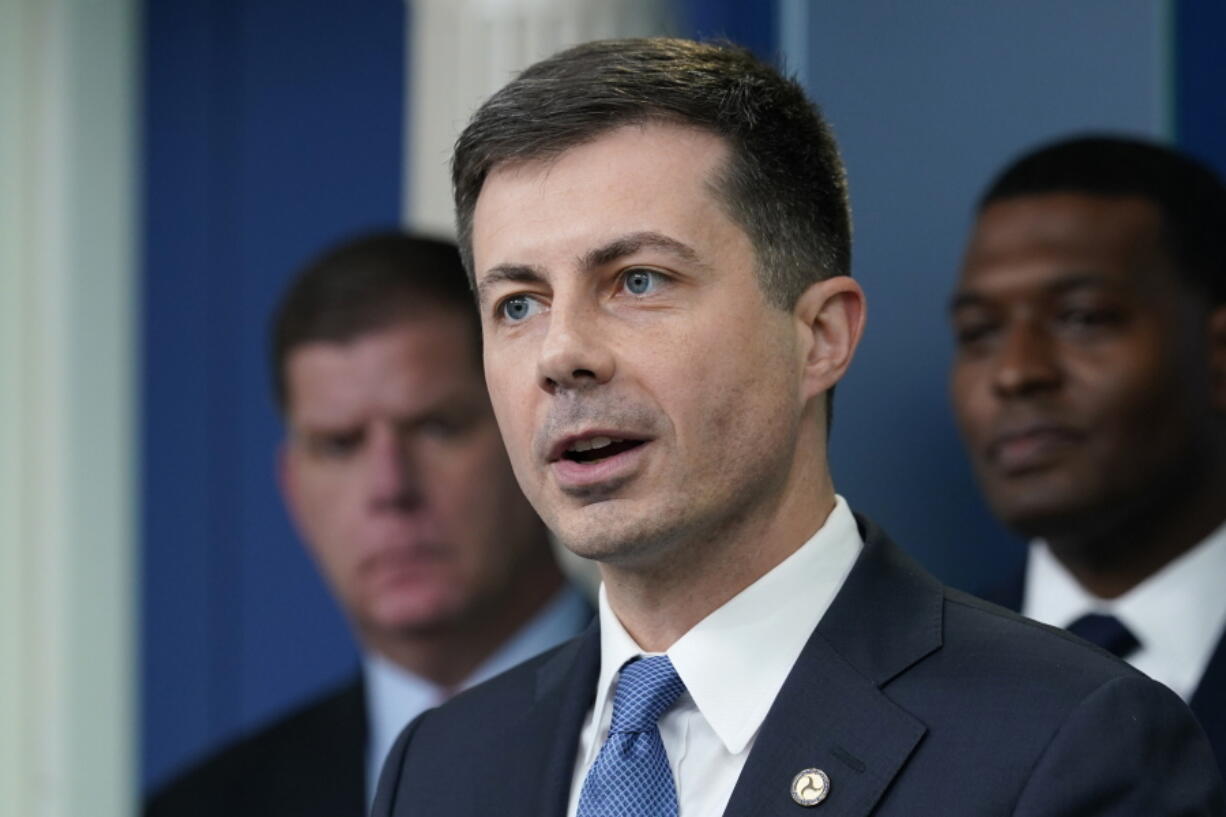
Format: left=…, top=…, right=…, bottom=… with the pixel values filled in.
left=1210, top=304, right=1226, bottom=412
left=793, top=275, right=867, bottom=405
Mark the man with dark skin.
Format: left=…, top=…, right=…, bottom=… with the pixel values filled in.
left=950, top=135, right=1226, bottom=775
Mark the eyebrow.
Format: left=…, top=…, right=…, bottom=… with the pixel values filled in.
left=476, top=231, right=708, bottom=303
left=948, top=272, right=1110, bottom=314
left=476, top=264, right=547, bottom=303
left=579, top=231, right=708, bottom=272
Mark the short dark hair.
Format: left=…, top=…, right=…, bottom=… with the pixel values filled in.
left=980, top=135, right=1226, bottom=306
left=270, top=231, right=474, bottom=412
left=452, top=37, right=852, bottom=309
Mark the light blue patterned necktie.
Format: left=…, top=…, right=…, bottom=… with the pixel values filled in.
left=576, top=655, right=687, bottom=817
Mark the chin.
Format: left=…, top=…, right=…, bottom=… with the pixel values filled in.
left=993, top=491, right=1101, bottom=541
left=369, top=596, right=469, bottom=636
left=555, top=515, right=683, bottom=568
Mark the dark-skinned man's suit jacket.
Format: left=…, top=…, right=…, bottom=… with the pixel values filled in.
left=981, top=573, right=1226, bottom=782
left=372, top=516, right=1225, bottom=816
left=145, top=677, right=366, bottom=817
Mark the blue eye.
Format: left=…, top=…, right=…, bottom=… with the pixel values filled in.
left=623, top=268, right=660, bottom=295
left=499, top=295, right=541, bottom=322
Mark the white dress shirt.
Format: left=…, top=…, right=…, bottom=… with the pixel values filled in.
left=1023, top=519, right=1226, bottom=701
left=364, top=585, right=591, bottom=807
left=566, top=496, right=864, bottom=817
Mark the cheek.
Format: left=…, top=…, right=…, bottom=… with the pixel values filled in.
left=949, top=363, right=987, bottom=422
left=290, top=468, right=350, bottom=539
left=1079, top=346, right=1176, bottom=432
left=434, top=437, right=523, bottom=524
left=679, top=332, right=790, bottom=450
left=1071, top=344, right=1191, bottom=479
left=485, top=369, right=535, bottom=466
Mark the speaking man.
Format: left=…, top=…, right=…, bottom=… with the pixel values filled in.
left=950, top=136, right=1226, bottom=777
left=372, top=41, right=1223, bottom=816
left=146, top=232, right=590, bottom=817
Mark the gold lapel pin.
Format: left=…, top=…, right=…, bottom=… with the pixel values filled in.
left=790, top=768, right=830, bottom=807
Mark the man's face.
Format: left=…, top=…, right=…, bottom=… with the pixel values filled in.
left=470, top=122, right=808, bottom=567
left=280, top=313, right=549, bottom=646
left=950, top=193, right=1212, bottom=536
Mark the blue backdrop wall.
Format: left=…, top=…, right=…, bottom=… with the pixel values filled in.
left=141, top=0, right=405, bottom=790
left=797, top=0, right=1168, bottom=593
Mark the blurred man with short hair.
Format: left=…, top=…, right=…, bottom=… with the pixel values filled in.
left=146, top=232, right=589, bottom=817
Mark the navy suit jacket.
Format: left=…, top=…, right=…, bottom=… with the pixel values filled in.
left=981, top=570, right=1226, bottom=781
left=372, top=516, right=1224, bottom=816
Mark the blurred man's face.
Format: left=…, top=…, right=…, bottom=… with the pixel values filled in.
left=281, top=312, right=550, bottom=648
left=950, top=193, right=1212, bottom=537
left=469, top=122, right=808, bottom=569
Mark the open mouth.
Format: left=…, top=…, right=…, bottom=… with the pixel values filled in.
left=562, top=436, right=645, bottom=463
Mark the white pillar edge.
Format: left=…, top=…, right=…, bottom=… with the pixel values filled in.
left=401, top=0, right=675, bottom=237
left=0, top=1, right=139, bottom=815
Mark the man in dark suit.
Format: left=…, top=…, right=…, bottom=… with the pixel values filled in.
left=145, top=233, right=590, bottom=817
left=949, top=136, right=1226, bottom=778
left=373, top=39, right=1224, bottom=816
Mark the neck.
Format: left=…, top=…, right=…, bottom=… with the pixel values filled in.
left=1047, top=457, right=1226, bottom=599
left=363, top=557, right=564, bottom=690
left=603, top=460, right=837, bottom=652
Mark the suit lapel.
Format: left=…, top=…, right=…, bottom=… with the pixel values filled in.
left=476, top=623, right=601, bottom=817
left=722, top=517, right=943, bottom=817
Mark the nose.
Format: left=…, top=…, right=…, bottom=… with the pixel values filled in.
left=366, top=423, right=423, bottom=512
left=992, top=320, right=1062, bottom=398
left=536, top=301, right=615, bottom=394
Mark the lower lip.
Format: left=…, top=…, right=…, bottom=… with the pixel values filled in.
left=992, top=430, right=1082, bottom=474
left=550, top=441, right=650, bottom=492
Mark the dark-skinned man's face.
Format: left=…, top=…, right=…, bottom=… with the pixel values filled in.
left=950, top=193, right=1216, bottom=538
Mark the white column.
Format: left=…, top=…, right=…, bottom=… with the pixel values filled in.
left=404, top=0, right=674, bottom=236
left=0, top=1, right=138, bottom=815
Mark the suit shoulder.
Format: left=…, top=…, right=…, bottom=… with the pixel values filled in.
left=422, top=634, right=585, bottom=725
left=145, top=678, right=365, bottom=817
left=381, top=633, right=590, bottom=770
left=944, top=587, right=1147, bottom=679
left=912, top=587, right=1162, bottom=728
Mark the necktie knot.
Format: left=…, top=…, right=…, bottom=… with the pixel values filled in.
left=1066, top=612, right=1140, bottom=659
left=608, top=656, right=685, bottom=735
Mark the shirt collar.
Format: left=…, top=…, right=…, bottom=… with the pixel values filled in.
left=591, top=495, right=863, bottom=755
left=1025, top=520, right=1226, bottom=686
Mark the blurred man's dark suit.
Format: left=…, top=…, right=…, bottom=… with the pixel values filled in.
left=145, top=677, right=365, bottom=817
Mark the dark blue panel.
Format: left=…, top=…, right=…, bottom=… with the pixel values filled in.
left=141, top=0, right=404, bottom=792
left=676, top=0, right=780, bottom=63
left=141, top=0, right=221, bottom=790
left=1175, top=0, right=1226, bottom=177
left=800, top=3, right=1163, bottom=594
